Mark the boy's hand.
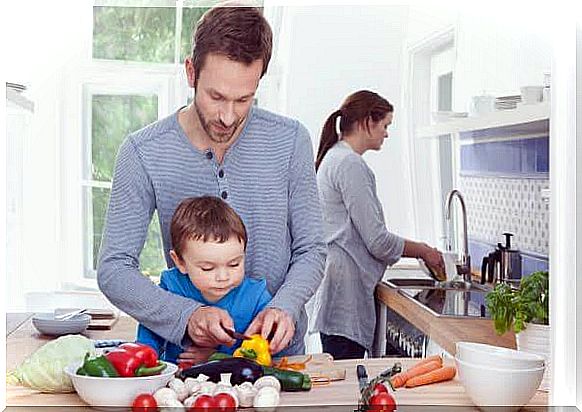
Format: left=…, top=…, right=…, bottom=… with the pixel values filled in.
left=187, top=306, right=236, bottom=348
left=178, top=344, right=215, bottom=366
left=245, top=308, right=295, bottom=354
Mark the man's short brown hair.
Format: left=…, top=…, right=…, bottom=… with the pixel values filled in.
left=171, top=196, right=247, bottom=260
left=191, top=6, right=272, bottom=80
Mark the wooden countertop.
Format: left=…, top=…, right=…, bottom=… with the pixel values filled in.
left=6, top=313, right=547, bottom=410
left=375, top=283, right=516, bottom=356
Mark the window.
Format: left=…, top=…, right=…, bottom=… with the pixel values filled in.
left=76, top=2, right=264, bottom=282
left=83, top=92, right=164, bottom=279
left=80, top=2, right=212, bottom=281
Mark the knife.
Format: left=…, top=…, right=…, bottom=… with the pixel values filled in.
left=356, top=364, right=369, bottom=393
left=223, top=327, right=252, bottom=341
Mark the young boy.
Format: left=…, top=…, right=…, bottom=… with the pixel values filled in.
left=136, top=196, right=271, bottom=364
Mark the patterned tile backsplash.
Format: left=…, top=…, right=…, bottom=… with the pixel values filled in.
left=458, top=175, right=549, bottom=256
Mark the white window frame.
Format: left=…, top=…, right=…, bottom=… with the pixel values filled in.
left=61, top=64, right=183, bottom=291
left=403, top=26, right=457, bottom=248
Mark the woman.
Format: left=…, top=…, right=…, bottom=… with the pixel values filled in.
left=313, top=90, right=444, bottom=360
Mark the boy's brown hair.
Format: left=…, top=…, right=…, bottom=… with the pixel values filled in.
left=191, top=5, right=272, bottom=81
left=171, top=196, right=247, bottom=260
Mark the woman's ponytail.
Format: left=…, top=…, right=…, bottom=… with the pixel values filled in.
left=315, top=109, right=342, bottom=171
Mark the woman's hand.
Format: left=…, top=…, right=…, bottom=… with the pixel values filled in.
left=419, top=244, right=445, bottom=275
left=403, top=240, right=445, bottom=279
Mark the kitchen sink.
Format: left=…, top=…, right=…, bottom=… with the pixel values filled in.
left=384, top=278, right=491, bottom=293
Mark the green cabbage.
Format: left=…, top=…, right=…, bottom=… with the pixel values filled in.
left=7, top=334, right=95, bottom=393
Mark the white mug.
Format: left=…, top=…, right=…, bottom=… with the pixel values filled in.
left=470, top=95, right=495, bottom=115
left=521, top=86, right=544, bottom=104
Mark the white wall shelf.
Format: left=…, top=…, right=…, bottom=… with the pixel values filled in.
left=417, top=102, right=550, bottom=138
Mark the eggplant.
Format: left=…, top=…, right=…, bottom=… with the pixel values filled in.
left=178, top=357, right=264, bottom=385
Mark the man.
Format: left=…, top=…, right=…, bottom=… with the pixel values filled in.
left=97, top=5, right=325, bottom=359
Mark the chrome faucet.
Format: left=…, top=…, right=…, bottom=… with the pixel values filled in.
left=444, top=189, right=472, bottom=283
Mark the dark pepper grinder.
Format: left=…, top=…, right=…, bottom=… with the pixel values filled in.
left=499, top=232, right=522, bottom=286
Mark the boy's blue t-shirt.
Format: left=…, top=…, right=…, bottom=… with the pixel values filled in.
left=136, top=267, right=272, bottom=363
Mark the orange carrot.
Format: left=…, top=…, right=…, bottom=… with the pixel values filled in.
left=409, top=355, right=442, bottom=368
left=390, top=359, right=443, bottom=388
left=404, top=366, right=457, bottom=388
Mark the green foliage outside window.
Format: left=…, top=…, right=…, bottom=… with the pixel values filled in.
left=93, top=7, right=176, bottom=63
left=90, top=95, right=165, bottom=278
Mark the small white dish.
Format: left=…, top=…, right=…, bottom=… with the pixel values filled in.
left=32, top=312, right=91, bottom=336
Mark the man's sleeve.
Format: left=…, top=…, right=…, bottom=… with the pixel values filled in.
left=337, top=156, right=405, bottom=266
left=255, top=281, right=273, bottom=315
left=266, top=123, right=326, bottom=322
left=136, top=324, right=164, bottom=356
left=97, top=136, right=201, bottom=347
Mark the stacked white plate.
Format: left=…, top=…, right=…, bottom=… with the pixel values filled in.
left=32, top=312, right=91, bottom=336
left=495, top=95, right=522, bottom=111
left=455, top=341, right=545, bottom=410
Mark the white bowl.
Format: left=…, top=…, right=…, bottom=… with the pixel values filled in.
left=456, top=342, right=545, bottom=369
left=64, top=361, right=178, bottom=407
left=32, top=313, right=91, bottom=336
left=455, top=356, right=544, bottom=409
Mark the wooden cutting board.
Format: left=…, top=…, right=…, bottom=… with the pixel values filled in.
left=275, top=353, right=347, bottom=381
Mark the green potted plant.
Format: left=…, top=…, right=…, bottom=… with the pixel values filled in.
left=486, top=270, right=550, bottom=389
left=486, top=270, right=549, bottom=335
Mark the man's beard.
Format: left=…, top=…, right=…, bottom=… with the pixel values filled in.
left=195, top=100, right=243, bottom=144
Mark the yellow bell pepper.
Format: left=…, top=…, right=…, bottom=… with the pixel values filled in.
left=233, top=334, right=271, bottom=366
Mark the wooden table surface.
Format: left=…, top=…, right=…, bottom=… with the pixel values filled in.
left=6, top=313, right=548, bottom=411
left=376, top=283, right=516, bottom=356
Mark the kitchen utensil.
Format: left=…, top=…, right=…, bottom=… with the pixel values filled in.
left=56, top=309, right=88, bottom=321
left=356, top=364, right=368, bottom=393
left=64, top=361, right=178, bottom=407
left=481, top=233, right=521, bottom=285
left=223, top=327, right=252, bottom=341
left=92, top=339, right=127, bottom=349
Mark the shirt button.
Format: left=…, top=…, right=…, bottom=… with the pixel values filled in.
left=218, top=169, right=224, bottom=178
left=205, top=151, right=213, bottom=160
left=221, top=191, right=228, bottom=199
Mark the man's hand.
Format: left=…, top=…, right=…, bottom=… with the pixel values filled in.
left=177, top=344, right=216, bottom=367
left=187, top=306, right=236, bottom=348
left=244, top=308, right=295, bottom=354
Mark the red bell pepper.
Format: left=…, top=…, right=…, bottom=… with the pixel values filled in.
left=118, top=342, right=158, bottom=368
left=105, top=345, right=166, bottom=377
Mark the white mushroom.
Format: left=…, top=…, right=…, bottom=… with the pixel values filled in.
left=184, top=378, right=201, bottom=395
left=220, top=373, right=233, bottom=385
left=161, top=398, right=185, bottom=409
left=253, top=375, right=281, bottom=393
left=153, top=387, right=179, bottom=405
left=195, top=373, right=210, bottom=382
left=169, top=378, right=189, bottom=401
left=235, top=382, right=257, bottom=408
left=253, top=386, right=280, bottom=412
left=198, top=380, right=217, bottom=395
left=183, top=394, right=198, bottom=408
